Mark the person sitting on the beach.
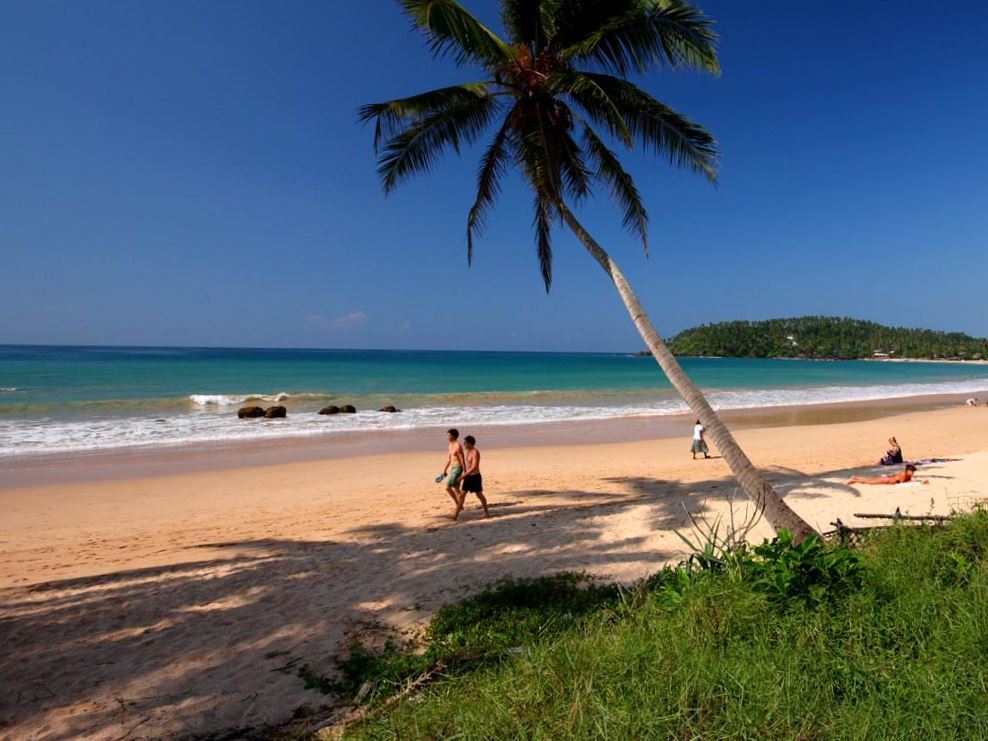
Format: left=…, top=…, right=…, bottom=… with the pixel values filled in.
left=691, top=419, right=710, bottom=460
left=848, top=463, right=926, bottom=485
left=441, top=428, right=465, bottom=518
left=454, top=435, right=490, bottom=520
left=966, top=397, right=979, bottom=406
left=880, top=436, right=903, bottom=466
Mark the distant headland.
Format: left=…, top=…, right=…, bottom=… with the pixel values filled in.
left=640, top=317, right=988, bottom=361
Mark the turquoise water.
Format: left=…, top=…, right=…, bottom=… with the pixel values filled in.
left=3, top=345, right=988, bottom=456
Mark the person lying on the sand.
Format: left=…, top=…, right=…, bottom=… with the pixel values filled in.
left=880, top=437, right=903, bottom=466
left=848, top=463, right=928, bottom=485
left=454, top=435, right=490, bottom=520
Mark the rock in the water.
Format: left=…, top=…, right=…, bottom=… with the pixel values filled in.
left=319, top=405, right=341, bottom=415
left=340, top=404, right=357, bottom=414
left=377, top=405, right=401, bottom=413
left=264, top=405, right=287, bottom=418
left=238, top=406, right=266, bottom=419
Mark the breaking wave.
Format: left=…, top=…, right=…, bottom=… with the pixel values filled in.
left=189, top=392, right=292, bottom=406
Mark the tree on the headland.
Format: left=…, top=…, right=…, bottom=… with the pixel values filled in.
left=360, top=0, right=816, bottom=541
left=668, top=317, right=988, bottom=360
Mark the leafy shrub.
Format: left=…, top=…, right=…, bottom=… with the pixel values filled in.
left=680, top=527, right=863, bottom=607
left=746, top=530, right=863, bottom=606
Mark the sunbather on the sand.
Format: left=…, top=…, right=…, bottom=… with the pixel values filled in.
left=848, top=463, right=928, bottom=485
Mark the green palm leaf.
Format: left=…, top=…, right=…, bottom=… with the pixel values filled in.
left=582, top=124, right=648, bottom=250
left=558, top=0, right=720, bottom=75
left=571, top=72, right=719, bottom=181
left=547, top=69, right=633, bottom=146
left=533, top=192, right=554, bottom=290
left=375, top=93, right=501, bottom=193
left=466, top=117, right=516, bottom=264
left=551, top=107, right=593, bottom=203
left=400, top=0, right=515, bottom=67
left=501, top=0, right=559, bottom=53
left=358, top=83, right=492, bottom=151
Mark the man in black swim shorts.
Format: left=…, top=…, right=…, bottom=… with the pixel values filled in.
left=457, top=435, right=490, bottom=519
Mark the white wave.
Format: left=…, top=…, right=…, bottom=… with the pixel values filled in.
left=189, top=392, right=291, bottom=406
left=0, top=387, right=20, bottom=392
left=4, top=378, right=988, bottom=458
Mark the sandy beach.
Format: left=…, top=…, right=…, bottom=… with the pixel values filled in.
left=2, top=403, right=988, bottom=738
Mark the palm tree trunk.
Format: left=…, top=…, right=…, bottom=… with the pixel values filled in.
left=558, top=203, right=817, bottom=542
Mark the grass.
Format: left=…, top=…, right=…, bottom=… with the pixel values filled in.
left=315, top=510, right=988, bottom=739
left=300, top=572, right=623, bottom=702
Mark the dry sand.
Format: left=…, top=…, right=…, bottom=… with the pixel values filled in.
left=2, top=405, right=987, bottom=738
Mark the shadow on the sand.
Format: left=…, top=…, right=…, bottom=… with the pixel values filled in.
left=0, top=461, right=955, bottom=738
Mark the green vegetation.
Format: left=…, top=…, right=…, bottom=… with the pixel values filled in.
left=300, top=573, right=622, bottom=704
left=666, top=316, right=988, bottom=360
left=316, top=511, right=988, bottom=739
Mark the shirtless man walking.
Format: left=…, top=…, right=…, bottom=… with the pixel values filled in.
left=441, top=428, right=466, bottom=518
left=457, top=435, right=490, bottom=519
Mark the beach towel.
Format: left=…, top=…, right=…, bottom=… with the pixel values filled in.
left=907, top=457, right=961, bottom=466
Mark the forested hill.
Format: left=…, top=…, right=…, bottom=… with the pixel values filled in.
left=665, top=317, right=988, bottom=360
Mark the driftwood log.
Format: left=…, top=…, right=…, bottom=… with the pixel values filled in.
left=824, top=509, right=952, bottom=543
left=852, top=511, right=951, bottom=522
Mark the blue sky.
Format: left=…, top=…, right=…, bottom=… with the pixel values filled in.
left=2, top=1, right=987, bottom=351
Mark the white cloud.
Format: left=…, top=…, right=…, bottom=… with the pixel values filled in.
left=305, top=311, right=370, bottom=331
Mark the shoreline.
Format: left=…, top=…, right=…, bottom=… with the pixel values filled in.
left=0, top=390, right=977, bottom=488
left=862, top=356, right=988, bottom=364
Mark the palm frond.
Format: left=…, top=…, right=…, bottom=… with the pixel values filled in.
left=549, top=0, right=639, bottom=48
left=570, top=72, right=719, bottom=181
left=359, top=83, right=491, bottom=152
left=376, top=92, right=501, bottom=193
left=400, top=0, right=515, bottom=67
left=548, top=69, right=632, bottom=146
left=466, top=117, right=515, bottom=265
left=515, top=98, right=592, bottom=203
left=533, top=192, right=555, bottom=291
left=559, top=0, right=720, bottom=75
left=582, top=124, right=648, bottom=250
left=551, top=104, right=593, bottom=202
left=515, top=104, right=561, bottom=204
left=514, top=106, right=568, bottom=291
left=502, top=0, right=560, bottom=53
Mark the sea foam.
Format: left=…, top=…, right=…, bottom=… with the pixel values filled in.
left=189, top=392, right=292, bottom=406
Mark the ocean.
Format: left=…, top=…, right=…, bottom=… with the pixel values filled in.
left=3, top=345, right=988, bottom=458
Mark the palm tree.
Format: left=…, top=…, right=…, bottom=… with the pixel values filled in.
left=360, top=0, right=816, bottom=541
